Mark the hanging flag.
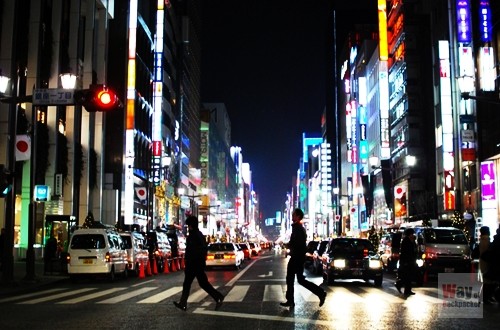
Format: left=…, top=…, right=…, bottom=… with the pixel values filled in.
left=135, top=187, right=147, bottom=200
left=15, top=135, right=31, bottom=161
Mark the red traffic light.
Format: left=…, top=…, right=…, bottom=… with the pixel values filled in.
left=74, top=84, right=121, bottom=112
left=95, top=89, right=117, bottom=109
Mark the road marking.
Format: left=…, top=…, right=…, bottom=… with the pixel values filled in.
left=0, top=288, right=66, bottom=304
left=193, top=307, right=334, bottom=326
left=226, top=260, right=258, bottom=286
left=224, top=285, right=249, bottom=302
left=97, top=287, right=157, bottom=304
left=18, top=288, right=96, bottom=304
left=57, top=288, right=127, bottom=304
left=137, top=287, right=181, bottom=304
left=297, top=285, right=318, bottom=302
left=263, top=284, right=284, bottom=302
left=132, top=279, right=156, bottom=287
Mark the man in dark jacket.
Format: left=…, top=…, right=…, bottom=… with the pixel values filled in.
left=173, top=216, right=224, bottom=311
left=395, top=228, right=418, bottom=296
left=280, top=208, right=327, bottom=308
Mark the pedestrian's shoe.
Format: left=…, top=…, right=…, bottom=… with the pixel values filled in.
left=404, top=291, right=416, bottom=296
left=173, top=301, right=187, bottom=311
left=395, top=282, right=402, bottom=294
left=280, top=301, right=295, bottom=308
left=215, top=295, right=225, bottom=310
left=319, top=291, right=327, bottom=307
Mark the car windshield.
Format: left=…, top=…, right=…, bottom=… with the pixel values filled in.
left=71, top=234, right=106, bottom=249
left=328, top=239, right=374, bottom=257
left=238, top=244, right=248, bottom=250
left=120, top=236, right=132, bottom=249
left=424, top=229, right=468, bottom=244
left=209, top=243, right=235, bottom=251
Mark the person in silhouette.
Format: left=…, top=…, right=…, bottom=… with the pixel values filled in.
left=173, top=216, right=224, bottom=311
left=395, top=228, right=417, bottom=296
left=280, top=208, right=327, bottom=308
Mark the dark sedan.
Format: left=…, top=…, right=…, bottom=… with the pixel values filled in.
left=322, top=238, right=383, bottom=287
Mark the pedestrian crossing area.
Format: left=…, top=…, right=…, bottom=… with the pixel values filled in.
left=0, top=283, right=442, bottom=306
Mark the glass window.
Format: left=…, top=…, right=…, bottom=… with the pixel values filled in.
left=70, top=234, right=106, bottom=249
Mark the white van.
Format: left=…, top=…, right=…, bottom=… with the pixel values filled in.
left=413, top=226, right=471, bottom=275
left=119, top=231, right=149, bottom=276
left=67, top=228, right=128, bottom=281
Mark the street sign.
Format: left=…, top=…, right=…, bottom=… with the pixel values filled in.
left=32, top=88, right=74, bottom=105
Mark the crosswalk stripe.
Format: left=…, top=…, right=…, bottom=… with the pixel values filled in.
left=224, top=285, right=250, bottom=302
left=0, top=288, right=65, bottom=304
left=263, top=284, right=284, bottom=302
left=58, top=288, right=127, bottom=304
left=327, top=287, right=364, bottom=303
left=137, top=287, right=181, bottom=304
left=97, top=287, right=158, bottom=304
left=18, top=288, right=96, bottom=304
left=297, top=285, right=319, bottom=302
left=357, top=287, right=402, bottom=304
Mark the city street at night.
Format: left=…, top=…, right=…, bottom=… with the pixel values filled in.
left=1, top=251, right=499, bottom=330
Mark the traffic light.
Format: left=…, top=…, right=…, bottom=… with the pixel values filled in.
left=74, top=84, right=121, bottom=112
left=0, top=164, right=13, bottom=197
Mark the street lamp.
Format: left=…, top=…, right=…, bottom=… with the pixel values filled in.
left=178, top=187, right=209, bottom=217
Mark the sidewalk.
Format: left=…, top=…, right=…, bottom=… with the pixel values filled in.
left=0, top=259, right=68, bottom=297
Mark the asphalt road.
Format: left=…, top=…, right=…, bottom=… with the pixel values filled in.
left=1, top=250, right=499, bottom=330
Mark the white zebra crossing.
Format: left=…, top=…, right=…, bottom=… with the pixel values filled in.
left=5, top=284, right=444, bottom=306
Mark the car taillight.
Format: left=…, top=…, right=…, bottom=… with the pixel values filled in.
left=363, top=249, right=368, bottom=257
left=66, top=254, right=71, bottom=264
left=225, top=253, right=235, bottom=259
left=105, top=252, right=111, bottom=262
left=206, top=254, right=215, bottom=260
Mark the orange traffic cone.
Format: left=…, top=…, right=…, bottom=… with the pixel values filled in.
left=139, top=262, right=145, bottom=279
left=163, top=258, right=170, bottom=274
left=176, top=257, right=181, bottom=271
left=146, top=260, right=152, bottom=276
left=180, top=256, right=185, bottom=270
left=152, top=259, right=158, bottom=275
left=171, top=257, right=178, bottom=272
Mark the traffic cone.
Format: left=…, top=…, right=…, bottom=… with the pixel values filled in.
left=163, top=258, right=170, bottom=274
left=176, top=257, right=181, bottom=271
left=152, top=259, right=158, bottom=275
left=180, top=256, right=185, bottom=270
left=139, top=262, right=145, bottom=279
left=171, top=257, right=178, bottom=272
left=146, top=260, right=152, bottom=276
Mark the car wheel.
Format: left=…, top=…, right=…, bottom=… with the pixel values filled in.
left=374, top=276, right=383, bottom=287
left=69, top=275, right=78, bottom=283
left=122, top=266, right=128, bottom=279
left=134, top=263, right=140, bottom=277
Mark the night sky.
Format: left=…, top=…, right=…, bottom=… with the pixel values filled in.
left=201, top=1, right=377, bottom=220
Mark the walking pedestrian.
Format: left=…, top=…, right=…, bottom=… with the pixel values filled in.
left=44, top=235, right=58, bottom=275
left=280, top=208, right=327, bottom=308
left=173, top=216, right=224, bottom=311
left=395, top=228, right=417, bottom=296
left=478, top=226, right=496, bottom=304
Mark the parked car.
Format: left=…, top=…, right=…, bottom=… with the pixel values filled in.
left=206, top=242, right=244, bottom=269
left=312, top=239, right=330, bottom=275
left=248, top=242, right=261, bottom=256
left=119, top=231, right=149, bottom=276
left=146, top=230, right=172, bottom=272
left=305, top=241, right=320, bottom=269
left=67, top=228, right=128, bottom=281
left=238, top=242, right=252, bottom=260
left=378, top=231, right=403, bottom=272
left=322, top=237, right=383, bottom=286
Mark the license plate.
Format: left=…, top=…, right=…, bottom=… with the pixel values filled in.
left=352, top=270, right=363, bottom=276
left=215, top=254, right=223, bottom=259
left=83, top=259, right=94, bottom=265
left=445, top=268, right=454, bottom=273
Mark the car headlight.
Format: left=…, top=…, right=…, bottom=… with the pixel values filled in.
left=416, top=259, right=424, bottom=267
left=369, top=259, right=382, bottom=269
left=333, top=259, right=346, bottom=268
